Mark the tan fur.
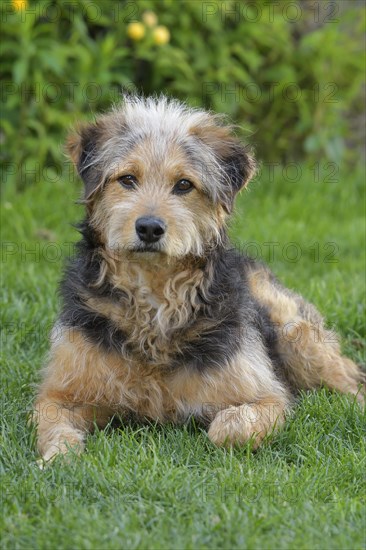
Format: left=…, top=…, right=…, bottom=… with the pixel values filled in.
left=247, top=266, right=365, bottom=401
left=207, top=397, right=287, bottom=449
left=33, top=96, right=364, bottom=464
left=35, top=327, right=290, bottom=462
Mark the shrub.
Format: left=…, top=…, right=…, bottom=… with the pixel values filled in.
left=1, top=0, right=364, bottom=190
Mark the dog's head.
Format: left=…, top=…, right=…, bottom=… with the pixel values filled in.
left=67, top=95, right=255, bottom=259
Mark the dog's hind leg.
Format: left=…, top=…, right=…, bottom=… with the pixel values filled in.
left=248, top=266, right=365, bottom=404
left=274, top=317, right=365, bottom=403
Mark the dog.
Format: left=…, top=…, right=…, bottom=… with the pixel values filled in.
left=33, top=95, right=365, bottom=463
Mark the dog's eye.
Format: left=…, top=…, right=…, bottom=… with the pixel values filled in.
left=118, top=175, right=137, bottom=189
left=173, top=179, right=194, bottom=195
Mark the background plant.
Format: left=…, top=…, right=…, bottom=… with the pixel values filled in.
left=1, top=0, right=364, bottom=190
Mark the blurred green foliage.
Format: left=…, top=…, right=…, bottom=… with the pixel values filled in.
left=1, top=0, right=364, bottom=190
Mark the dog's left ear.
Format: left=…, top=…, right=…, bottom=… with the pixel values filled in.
left=215, top=135, right=256, bottom=214
left=191, top=122, right=256, bottom=213
left=220, top=139, right=256, bottom=206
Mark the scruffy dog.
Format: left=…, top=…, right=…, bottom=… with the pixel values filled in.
left=34, top=96, right=364, bottom=463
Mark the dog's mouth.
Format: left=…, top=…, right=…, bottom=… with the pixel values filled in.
left=130, top=243, right=163, bottom=253
left=106, top=241, right=164, bottom=259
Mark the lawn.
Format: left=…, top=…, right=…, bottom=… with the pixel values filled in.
left=1, top=161, right=365, bottom=550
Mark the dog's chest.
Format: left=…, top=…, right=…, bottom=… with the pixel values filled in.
left=124, top=288, right=191, bottom=364
left=114, top=360, right=217, bottom=424
left=111, top=265, right=204, bottom=364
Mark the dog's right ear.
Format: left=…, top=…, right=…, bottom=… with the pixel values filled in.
left=66, top=122, right=104, bottom=200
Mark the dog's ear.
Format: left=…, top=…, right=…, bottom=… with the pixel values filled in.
left=66, top=122, right=105, bottom=200
left=220, top=140, right=256, bottom=211
left=191, top=122, right=256, bottom=213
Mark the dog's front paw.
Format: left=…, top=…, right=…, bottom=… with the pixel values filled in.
left=37, top=439, right=84, bottom=468
left=207, top=405, right=265, bottom=449
left=36, top=427, right=85, bottom=467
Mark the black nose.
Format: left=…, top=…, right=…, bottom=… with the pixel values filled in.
left=135, top=216, right=166, bottom=243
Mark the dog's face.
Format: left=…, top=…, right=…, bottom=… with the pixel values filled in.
left=67, top=96, right=255, bottom=259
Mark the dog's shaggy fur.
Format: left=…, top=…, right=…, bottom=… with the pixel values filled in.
left=34, top=96, right=364, bottom=462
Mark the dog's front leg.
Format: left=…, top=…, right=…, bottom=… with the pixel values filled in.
left=33, top=398, right=112, bottom=464
left=207, top=397, right=288, bottom=449
left=33, top=328, right=118, bottom=463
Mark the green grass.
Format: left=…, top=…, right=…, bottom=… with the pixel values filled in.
left=1, top=162, right=365, bottom=550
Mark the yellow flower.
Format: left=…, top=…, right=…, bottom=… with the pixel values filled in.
left=12, top=0, right=28, bottom=10
left=153, top=26, right=170, bottom=46
left=127, top=22, right=146, bottom=41
left=142, top=11, right=158, bottom=28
